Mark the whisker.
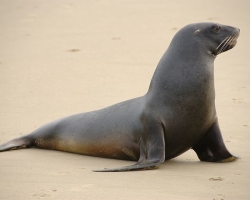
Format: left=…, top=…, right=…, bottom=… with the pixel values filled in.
left=220, top=36, right=235, bottom=54
left=217, top=36, right=232, bottom=54
left=229, top=35, right=236, bottom=46
left=216, top=36, right=230, bottom=50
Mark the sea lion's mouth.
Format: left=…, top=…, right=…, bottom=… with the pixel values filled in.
left=211, top=35, right=238, bottom=56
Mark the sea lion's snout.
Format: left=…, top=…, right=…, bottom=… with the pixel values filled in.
left=211, top=25, right=240, bottom=56
left=234, top=27, right=240, bottom=37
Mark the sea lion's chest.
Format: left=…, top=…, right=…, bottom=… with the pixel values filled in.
left=159, top=99, right=216, bottom=159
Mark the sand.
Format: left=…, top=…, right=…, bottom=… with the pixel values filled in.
left=0, top=0, right=249, bottom=199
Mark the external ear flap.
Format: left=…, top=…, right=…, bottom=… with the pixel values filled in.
left=194, top=30, right=200, bottom=35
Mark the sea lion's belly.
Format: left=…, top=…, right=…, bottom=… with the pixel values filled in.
left=34, top=98, right=143, bottom=160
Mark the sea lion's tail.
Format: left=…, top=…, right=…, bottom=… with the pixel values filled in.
left=0, top=119, right=59, bottom=152
left=0, top=136, right=33, bottom=152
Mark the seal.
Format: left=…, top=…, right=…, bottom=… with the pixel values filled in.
left=0, top=22, right=240, bottom=172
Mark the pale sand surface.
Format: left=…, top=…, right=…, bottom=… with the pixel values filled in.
left=0, top=0, right=249, bottom=199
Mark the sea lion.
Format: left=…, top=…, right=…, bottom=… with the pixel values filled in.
left=0, top=22, right=240, bottom=172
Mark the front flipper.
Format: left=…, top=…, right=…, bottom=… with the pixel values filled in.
left=93, top=160, right=163, bottom=172
left=193, top=119, right=238, bottom=162
left=94, top=117, right=165, bottom=172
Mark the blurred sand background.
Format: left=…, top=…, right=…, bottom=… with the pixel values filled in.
left=0, top=0, right=249, bottom=199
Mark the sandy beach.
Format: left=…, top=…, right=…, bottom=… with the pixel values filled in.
left=0, top=0, right=249, bottom=199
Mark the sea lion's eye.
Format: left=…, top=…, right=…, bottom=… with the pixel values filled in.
left=213, top=26, right=221, bottom=32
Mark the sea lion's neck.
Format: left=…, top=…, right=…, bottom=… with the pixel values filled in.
left=146, top=44, right=215, bottom=105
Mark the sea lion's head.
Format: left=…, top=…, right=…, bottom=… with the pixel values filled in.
left=172, top=22, right=240, bottom=58
left=191, top=22, right=240, bottom=57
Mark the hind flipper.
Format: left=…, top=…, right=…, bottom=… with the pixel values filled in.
left=193, top=118, right=238, bottom=162
left=94, top=118, right=165, bottom=172
left=0, top=136, right=32, bottom=152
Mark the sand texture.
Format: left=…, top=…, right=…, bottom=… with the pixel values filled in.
left=0, top=0, right=249, bottom=199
